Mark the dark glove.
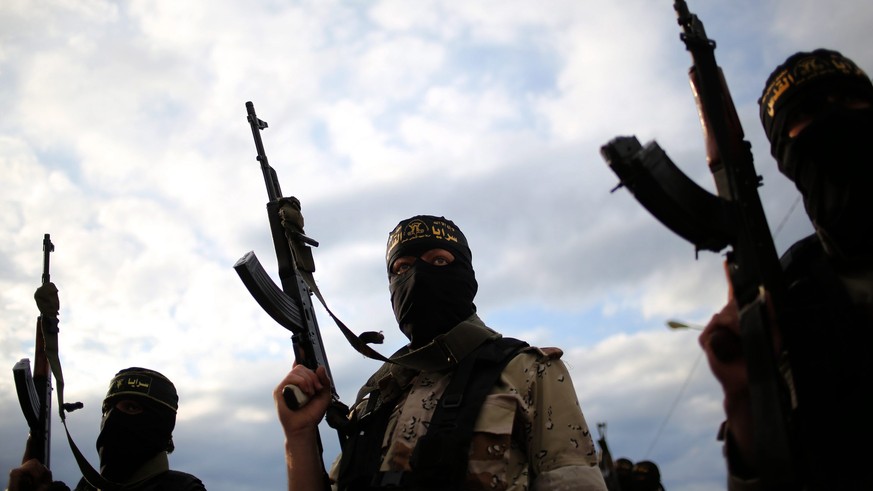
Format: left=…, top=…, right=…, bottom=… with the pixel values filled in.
left=34, top=282, right=60, bottom=317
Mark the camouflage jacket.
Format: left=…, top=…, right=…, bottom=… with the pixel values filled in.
left=330, top=315, right=607, bottom=490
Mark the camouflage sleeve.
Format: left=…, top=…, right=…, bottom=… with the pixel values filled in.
left=504, top=347, right=607, bottom=490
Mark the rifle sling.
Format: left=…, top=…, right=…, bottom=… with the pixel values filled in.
left=40, top=317, right=133, bottom=491
left=279, top=200, right=392, bottom=365
left=300, top=266, right=393, bottom=364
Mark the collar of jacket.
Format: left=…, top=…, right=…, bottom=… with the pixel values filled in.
left=387, top=313, right=501, bottom=372
left=115, top=452, right=169, bottom=490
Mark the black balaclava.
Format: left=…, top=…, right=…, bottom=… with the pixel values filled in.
left=616, top=457, right=634, bottom=490
left=759, top=49, right=873, bottom=260
left=96, top=367, right=178, bottom=482
left=630, top=460, right=662, bottom=491
left=386, top=215, right=478, bottom=348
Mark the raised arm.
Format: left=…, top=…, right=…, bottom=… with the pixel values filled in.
left=274, top=365, right=334, bottom=491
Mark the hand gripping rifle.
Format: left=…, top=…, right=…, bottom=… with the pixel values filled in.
left=235, top=102, right=382, bottom=451
left=599, top=1, right=794, bottom=487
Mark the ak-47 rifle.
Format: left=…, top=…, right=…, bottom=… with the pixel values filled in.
left=596, top=422, right=621, bottom=491
left=599, top=1, right=795, bottom=487
left=13, top=234, right=56, bottom=467
left=234, top=102, right=352, bottom=447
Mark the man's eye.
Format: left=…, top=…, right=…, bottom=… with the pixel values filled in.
left=394, top=263, right=411, bottom=274
left=432, top=257, right=449, bottom=266
left=116, top=400, right=144, bottom=415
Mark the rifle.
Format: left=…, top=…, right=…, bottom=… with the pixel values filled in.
left=234, top=101, right=350, bottom=445
left=13, top=234, right=56, bottom=467
left=599, top=1, right=795, bottom=487
left=596, top=422, right=621, bottom=491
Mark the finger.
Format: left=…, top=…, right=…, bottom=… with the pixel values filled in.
left=277, top=366, right=317, bottom=396
left=699, top=310, right=723, bottom=349
left=706, top=301, right=740, bottom=333
left=709, top=328, right=744, bottom=363
left=8, top=467, right=36, bottom=490
left=720, top=299, right=739, bottom=328
left=314, top=365, right=329, bottom=391
left=293, top=366, right=321, bottom=394
left=282, top=384, right=312, bottom=410
left=700, top=304, right=744, bottom=363
left=8, top=468, right=22, bottom=489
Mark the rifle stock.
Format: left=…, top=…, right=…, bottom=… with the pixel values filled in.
left=600, top=1, right=795, bottom=487
left=13, top=234, right=55, bottom=467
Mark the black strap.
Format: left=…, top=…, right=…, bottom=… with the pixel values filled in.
left=277, top=198, right=391, bottom=364
left=335, top=392, right=395, bottom=490
left=403, top=337, right=528, bottom=488
left=336, top=337, right=527, bottom=490
left=38, top=315, right=126, bottom=491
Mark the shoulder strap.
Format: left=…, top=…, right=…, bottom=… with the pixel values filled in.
left=400, top=337, right=528, bottom=488
left=420, top=337, right=529, bottom=442
left=277, top=198, right=390, bottom=364
left=335, top=391, right=396, bottom=490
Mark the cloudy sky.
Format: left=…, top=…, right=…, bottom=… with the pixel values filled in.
left=2, top=1, right=871, bottom=490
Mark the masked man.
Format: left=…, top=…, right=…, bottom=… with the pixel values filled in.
left=69, top=366, right=206, bottom=490
left=9, top=283, right=206, bottom=491
left=8, top=366, right=205, bottom=491
left=275, top=215, right=607, bottom=490
left=699, top=49, right=873, bottom=490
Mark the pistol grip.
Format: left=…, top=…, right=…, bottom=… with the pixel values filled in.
left=282, top=384, right=310, bottom=410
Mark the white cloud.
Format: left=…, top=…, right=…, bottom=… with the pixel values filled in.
left=2, top=1, right=872, bottom=490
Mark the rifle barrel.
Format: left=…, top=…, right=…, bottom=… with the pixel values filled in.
left=246, top=101, right=282, bottom=201
left=42, top=234, right=54, bottom=285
